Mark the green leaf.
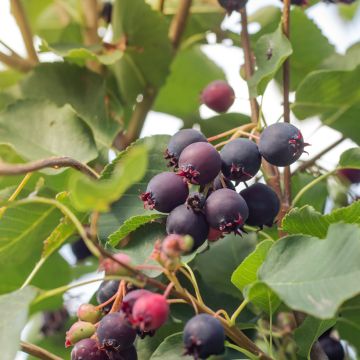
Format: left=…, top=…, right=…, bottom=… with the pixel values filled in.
left=260, top=223, right=360, bottom=318
left=0, top=202, right=62, bottom=293
left=248, top=26, right=292, bottom=97
left=112, top=0, right=172, bottom=104
left=98, top=135, right=170, bottom=243
left=0, top=287, right=37, bottom=360
left=21, top=63, right=120, bottom=147
left=154, top=46, right=225, bottom=123
left=150, top=333, right=191, bottom=360
left=0, top=99, right=97, bottom=165
left=323, top=42, right=360, bottom=71
left=294, top=316, right=336, bottom=359
left=70, top=144, right=148, bottom=212
left=244, top=281, right=280, bottom=314
left=282, top=201, right=360, bottom=238
left=339, top=147, right=360, bottom=168
left=194, top=233, right=257, bottom=298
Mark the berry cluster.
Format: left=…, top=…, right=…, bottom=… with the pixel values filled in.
left=141, top=121, right=308, bottom=251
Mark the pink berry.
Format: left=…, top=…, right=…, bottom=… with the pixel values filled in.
left=121, top=289, right=152, bottom=321
left=99, top=253, right=132, bottom=276
left=201, top=80, right=235, bottom=113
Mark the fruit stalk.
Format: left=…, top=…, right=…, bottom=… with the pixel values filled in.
left=20, top=341, right=62, bottom=360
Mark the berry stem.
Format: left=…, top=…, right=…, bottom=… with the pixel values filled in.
left=20, top=341, right=62, bottom=360
left=230, top=299, right=249, bottom=326
left=163, top=282, right=175, bottom=298
left=95, top=293, right=118, bottom=310
left=179, top=264, right=204, bottom=304
left=110, top=280, right=126, bottom=312
left=207, top=123, right=255, bottom=142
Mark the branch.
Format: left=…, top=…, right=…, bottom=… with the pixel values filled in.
left=296, top=136, right=345, bottom=173
left=0, top=51, right=33, bottom=72
left=20, top=341, right=62, bottom=360
left=169, top=0, right=192, bottom=48
left=81, top=0, right=100, bottom=45
left=0, top=157, right=100, bottom=179
left=10, top=0, right=38, bottom=63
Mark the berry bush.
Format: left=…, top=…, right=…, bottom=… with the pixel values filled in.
left=0, top=0, right=360, bottom=359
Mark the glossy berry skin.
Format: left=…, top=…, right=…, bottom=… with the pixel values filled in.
left=121, top=289, right=152, bottom=321
left=259, top=123, right=308, bottom=167
left=96, top=281, right=120, bottom=313
left=319, top=337, right=345, bottom=360
left=178, top=142, right=221, bottom=185
left=183, top=314, right=225, bottom=359
left=240, top=183, right=280, bottom=228
left=140, top=172, right=189, bottom=213
left=220, top=139, right=262, bottom=182
left=338, top=168, right=360, bottom=184
left=107, top=345, right=138, bottom=360
left=201, top=80, right=235, bottom=113
left=164, top=129, right=207, bottom=167
left=71, top=338, right=108, bottom=360
left=96, top=313, right=136, bottom=352
left=166, top=204, right=209, bottom=250
left=205, top=189, right=248, bottom=235
left=132, top=293, right=169, bottom=332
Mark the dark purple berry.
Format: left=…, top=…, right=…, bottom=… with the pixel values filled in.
left=338, top=168, right=360, bottom=184
left=201, top=80, right=235, bottom=113
left=107, top=345, right=138, bottom=360
left=71, top=338, right=108, bottom=360
left=319, top=337, right=345, bottom=360
left=140, top=172, right=189, bottom=213
left=205, top=189, right=248, bottom=235
left=121, top=289, right=152, bottom=321
left=259, top=123, right=309, bottom=167
left=101, top=2, right=112, bottom=24
left=186, top=192, right=206, bottom=213
left=218, top=0, right=248, bottom=14
left=281, top=0, right=307, bottom=5
left=220, top=139, right=261, bottom=182
left=71, top=239, right=92, bottom=262
left=164, top=129, right=207, bottom=167
left=166, top=204, right=209, bottom=251
left=96, top=281, right=120, bottom=313
left=212, top=174, right=235, bottom=191
left=183, top=314, right=225, bottom=359
left=96, top=313, right=136, bottom=352
left=240, top=183, right=280, bottom=228
left=324, top=0, right=355, bottom=3
left=178, top=142, right=221, bottom=185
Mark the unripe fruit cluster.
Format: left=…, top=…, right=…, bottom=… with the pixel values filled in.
left=141, top=122, right=308, bottom=251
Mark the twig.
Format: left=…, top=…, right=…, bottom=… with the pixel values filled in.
left=169, top=0, right=192, bottom=48
left=296, top=137, right=345, bottom=173
left=20, top=341, right=62, bottom=360
left=81, top=0, right=100, bottom=45
left=10, top=0, right=38, bottom=63
left=0, top=51, right=33, bottom=72
left=159, top=0, right=166, bottom=13
left=0, top=157, right=100, bottom=179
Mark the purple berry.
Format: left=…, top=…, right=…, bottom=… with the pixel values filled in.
left=140, top=172, right=189, bottom=213
left=96, top=281, right=120, bottom=313
left=101, top=2, right=112, bottom=24
left=338, top=168, right=360, bottom=184
left=71, top=338, right=108, bottom=360
left=107, top=345, right=138, bottom=360
left=164, top=129, right=207, bottom=167
left=281, top=0, right=307, bottom=5
left=240, top=183, right=280, bottom=228
left=259, top=123, right=309, bottom=167
left=166, top=204, right=209, bottom=250
left=212, top=174, right=235, bottom=191
left=178, top=142, right=221, bottom=185
left=201, top=80, right=235, bottom=113
left=220, top=139, right=262, bottom=182
left=71, top=239, right=92, bottom=262
left=319, top=337, right=344, bottom=360
left=183, top=314, right=225, bottom=358
left=205, top=189, right=248, bottom=235
left=96, top=313, right=136, bottom=352
left=217, top=0, right=248, bottom=14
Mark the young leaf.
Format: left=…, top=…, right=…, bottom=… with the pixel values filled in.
left=260, top=223, right=360, bottom=319
left=339, top=147, right=360, bottom=169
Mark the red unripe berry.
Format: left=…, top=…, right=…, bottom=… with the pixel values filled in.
left=132, top=293, right=169, bottom=331
left=77, top=304, right=102, bottom=324
left=162, top=234, right=194, bottom=257
left=65, top=321, right=96, bottom=347
left=121, top=289, right=152, bottom=321
left=99, top=253, right=132, bottom=276
left=201, top=80, right=235, bottom=113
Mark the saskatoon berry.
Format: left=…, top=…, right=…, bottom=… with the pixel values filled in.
left=71, top=338, right=108, bottom=360
left=338, top=168, right=360, bottom=184
left=240, top=183, right=280, bottom=228
left=140, top=172, right=189, bottom=213
left=101, top=2, right=112, bottom=24
left=166, top=204, right=209, bottom=250
left=178, top=142, right=221, bottom=185
left=77, top=304, right=102, bottom=324
left=220, top=139, right=262, bottom=182
left=96, top=280, right=120, bottom=313
left=281, top=0, right=307, bottom=5
left=218, top=0, right=248, bottom=14
left=186, top=192, right=206, bottom=213
left=201, top=80, right=235, bottom=113
left=205, top=188, right=249, bottom=235
left=212, top=173, right=235, bottom=191
left=319, top=337, right=345, bottom=360
left=164, top=129, right=207, bottom=167
left=121, top=289, right=152, bottom=322
left=71, top=238, right=92, bottom=262
left=96, top=313, right=136, bottom=352
left=259, top=123, right=309, bottom=167
left=132, top=293, right=169, bottom=332
left=183, top=314, right=225, bottom=359
left=99, top=253, right=132, bottom=276
left=161, top=234, right=194, bottom=257
left=65, top=321, right=96, bottom=347
left=107, top=345, right=138, bottom=360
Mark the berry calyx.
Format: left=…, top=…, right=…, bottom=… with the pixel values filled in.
left=99, top=253, right=132, bottom=276
left=77, top=304, right=102, bottom=324
left=259, top=123, right=309, bottom=167
left=201, top=80, right=235, bottom=113
left=186, top=192, right=206, bottom=213
left=166, top=204, right=209, bottom=251
left=71, top=338, right=108, bottom=360
left=132, top=293, right=169, bottom=332
left=205, top=188, right=248, bottom=235
left=220, top=138, right=262, bottom=182
left=240, top=183, right=280, bottom=228
left=65, top=321, right=96, bottom=347
left=183, top=314, right=225, bottom=359
left=140, top=172, right=189, bottom=213
left=96, top=280, right=120, bottom=313
left=178, top=142, right=221, bottom=185
left=164, top=129, right=207, bottom=167
left=96, top=313, right=136, bottom=352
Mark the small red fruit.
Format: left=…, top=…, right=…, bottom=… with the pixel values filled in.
left=99, top=253, right=132, bottom=276
left=121, top=289, right=152, bottom=321
left=201, top=80, right=235, bottom=113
